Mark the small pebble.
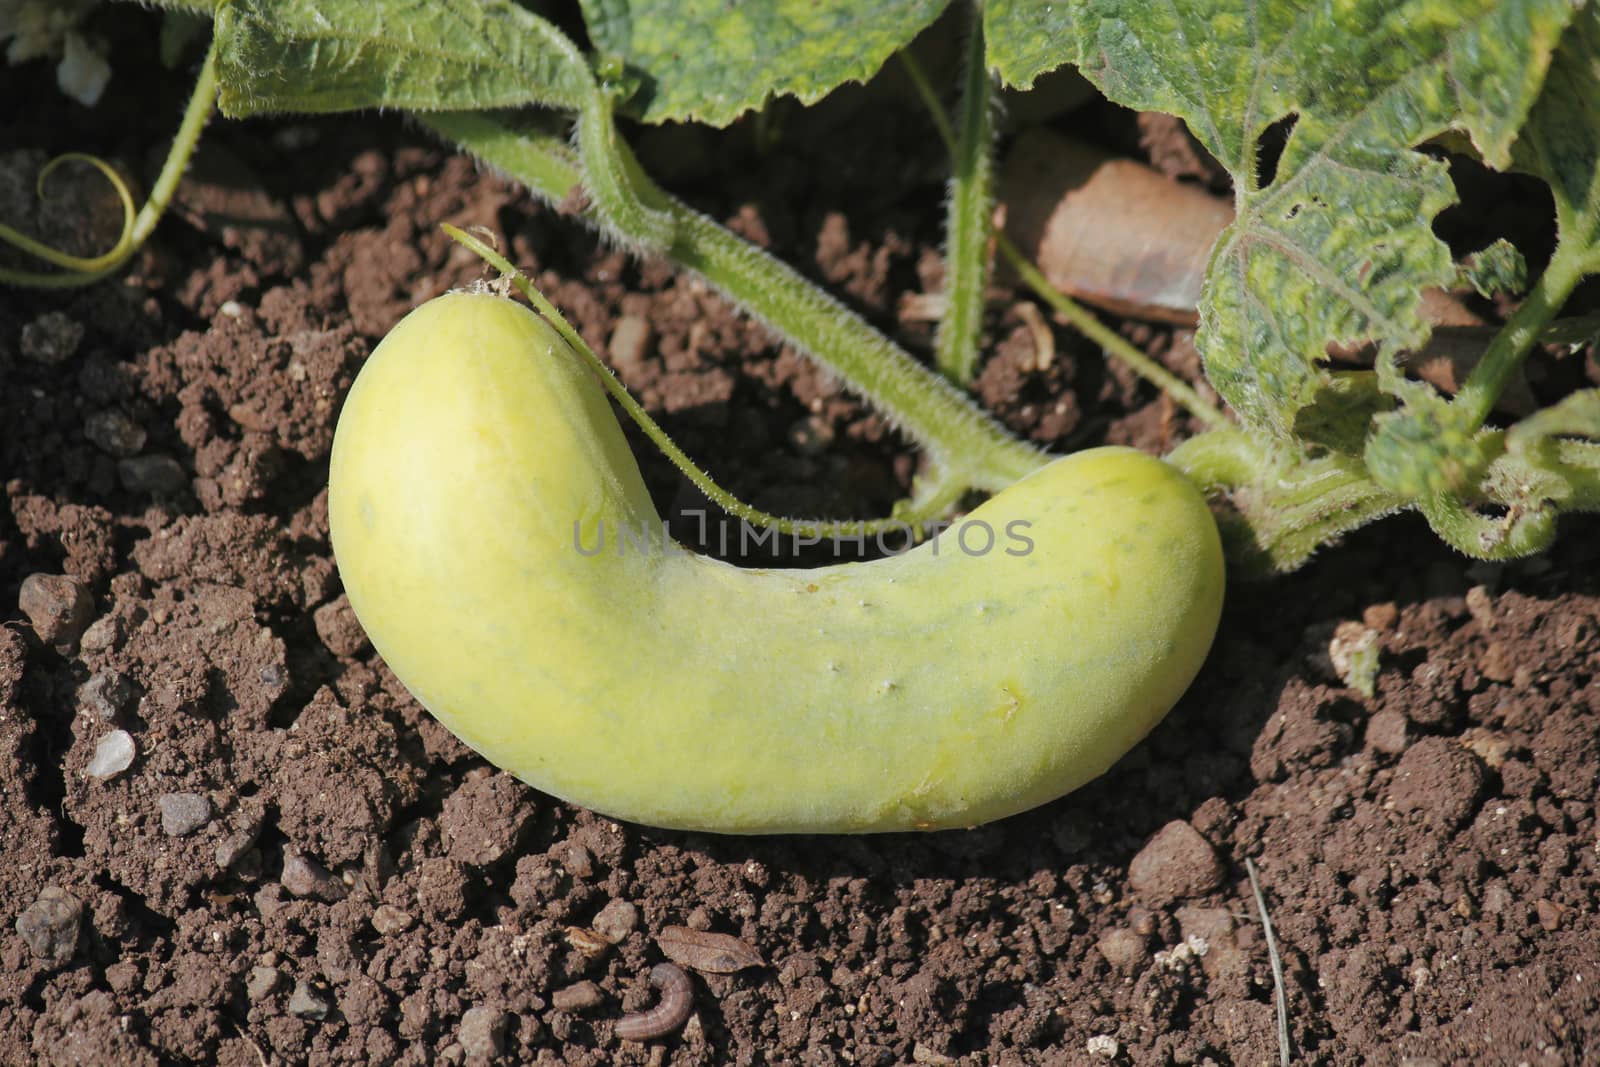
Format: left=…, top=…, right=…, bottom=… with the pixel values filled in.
left=1086, top=1034, right=1119, bottom=1059
left=371, top=904, right=415, bottom=935
left=459, top=1005, right=512, bottom=1059
left=1465, top=584, right=1496, bottom=629
left=84, top=410, right=147, bottom=457
left=557, top=841, right=594, bottom=879
left=608, top=314, right=652, bottom=368
left=313, top=595, right=371, bottom=658
left=118, top=454, right=188, bottom=495
left=592, top=898, right=639, bottom=944
left=287, top=980, right=332, bottom=1020
left=1096, top=926, right=1149, bottom=971
left=246, top=965, right=284, bottom=1001
left=78, top=671, right=136, bottom=720
left=77, top=614, right=124, bottom=654
left=15, top=886, right=84, bottom=964
left=281, top=850, right=346, bottom=901
left=1128, top=821, right=1224, bottom=904
left=550, top=980, right=603, bottom=1013
left=215, top=824, right=262, bottom=871
left=159, top=792, right=213, bottom=837
left=86, top=730, right=136, bottom=779
left=20, top=311, right=84, bottom=365
left=1366, top=709, right=1410, bottom=755
left=19, top=573, right=94, bottom=652
left=1536, top=899, right=1565, bottom=932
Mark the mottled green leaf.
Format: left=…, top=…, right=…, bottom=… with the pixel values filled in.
left=132, top=0, right=223, bottom=12
left=1057, top=0, right=1574, bottom=437
left=576, top=0, right=950, bottom=126
left=212, top=0, right=591, bottom=118
left=984, top=0, right=1075, bottom=89
left=1364, top=383, right=1497, bottom=498
left=1513, top=4, right=1600, bottom=270
left=1456, top=239, right=1529, bottom=300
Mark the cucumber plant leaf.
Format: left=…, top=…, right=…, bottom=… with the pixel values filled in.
left=1513, top=3, right=1600, bottom=271
left=1052, top=0, right=1574, bottom=440
left=135, top=0, right=222, bottom=11
left=574, top=0, right=950, bottom=126
left=211, top=0, right=591, bottom=117
left=983, top=0, right=1077, bottom=90
left=1456, top=240, right=1529, bottom=301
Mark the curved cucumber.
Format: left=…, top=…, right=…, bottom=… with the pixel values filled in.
left=328, top=293, right=1224, bottom=833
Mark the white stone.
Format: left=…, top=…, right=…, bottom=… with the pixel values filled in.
left=87, top=730, right=135, bottom=779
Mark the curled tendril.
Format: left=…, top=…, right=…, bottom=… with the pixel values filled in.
left=0, top=154, right=137, bottom=286
left=443, top=222, right=968, bottom=541
left=0, top=36, right=218, bottom=290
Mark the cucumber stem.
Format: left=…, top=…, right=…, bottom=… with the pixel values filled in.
left=900, top=46, right=1230, bottom=431
left=1454, top=237, right=1588, bottom=431
left=932, top=3, right=997, bottom=385
left=444, top=223, right=993, bottom=540
left=425, top=113, right=1048, bottom=494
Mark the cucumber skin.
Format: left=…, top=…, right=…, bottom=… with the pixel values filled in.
left=329, top=293, right=1225, bottom=833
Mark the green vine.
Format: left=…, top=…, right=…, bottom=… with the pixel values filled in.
left=423, top=112, right=1048, bottom=499
left=444, top=224, right=989, bottom=540
left=0, top=39, right=217, bottom=288
left=931, top=2, right=995, bottom=385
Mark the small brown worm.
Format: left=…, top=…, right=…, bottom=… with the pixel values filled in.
left=614, top=962, right=694, bottom=1042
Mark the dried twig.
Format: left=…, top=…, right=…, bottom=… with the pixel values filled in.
left=1246, top=857, right=1291, bottom=1067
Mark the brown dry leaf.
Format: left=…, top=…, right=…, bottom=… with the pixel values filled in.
left=655, top=926, right=764, bottom=973
left=564, top=926, right=612, bottom=959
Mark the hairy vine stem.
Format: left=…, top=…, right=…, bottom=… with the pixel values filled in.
left=424, top=112, right=1047, bottom=496
left=932, top=2, right=996, bottom=385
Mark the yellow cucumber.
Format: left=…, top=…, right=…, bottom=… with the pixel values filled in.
left=328, top=292, right=1224, bottom=833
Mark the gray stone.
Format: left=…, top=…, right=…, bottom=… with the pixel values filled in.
left=246, top=965, right=284, bottom=1001
left=281, top=850, right=345, bottom=901
left=287, top=980, right=331, bottom=1020
left=215, top=826, right=261, bottom=871
left=84, top=410, right=147, bottom=457
left=20, top=311, right=84, bottom=364
left=159, top=792, right=213, bottom=837
left=118, top=454, right=188, bottom=495
left=458, top=1005, right=511, bottom=1060
left=15, top=886, right=83, bottom=964
left=79, top=671, right=136, bottom=720
left=77, top=614, right=125, bottom=654
left=592, top=898, right=638, bottom=944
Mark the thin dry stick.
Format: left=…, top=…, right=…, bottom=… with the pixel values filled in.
left=1245, top=857, right=1291, bottom=1066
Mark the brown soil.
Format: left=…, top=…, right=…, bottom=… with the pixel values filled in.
left=4, top=14, right=1599, bottom=1067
